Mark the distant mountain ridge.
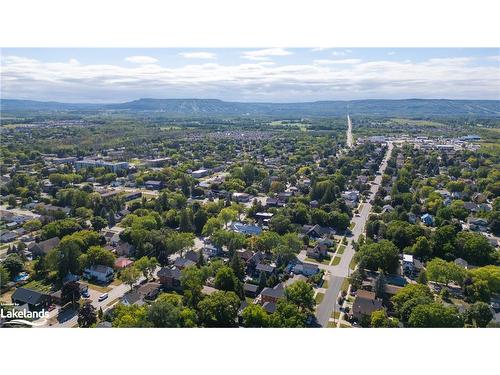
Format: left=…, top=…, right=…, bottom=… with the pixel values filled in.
left=2, top=98, right=500, bottom=117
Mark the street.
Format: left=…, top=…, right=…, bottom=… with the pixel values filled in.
left=314, top=141, right=393, bottom=327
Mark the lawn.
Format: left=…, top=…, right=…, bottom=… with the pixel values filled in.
left=349, top=257, right=357, bottom=270
left=81, top=281, right=112, bottom=293
left=322, top=279, right=329, bottom=289
left=331, top=310, right=341, bottom=319
left=331, top=256, right=341, bottom=266
left=337, top=245, right=346, bottom=255
left=341, top=278, right=350, bottom=293
left=315, top=293, right=325, bottom=304
left=327, top=321, right=337, bottom=328
left=339, top=323, right=351, bottom=328
left=305, top=257, right=331, bottom=265
left=22, top=280, right=53, bottom=293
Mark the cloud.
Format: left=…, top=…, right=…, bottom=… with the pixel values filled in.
left=387, top=51, right=396, bottom=56
left=1, top=52, right=499, bottom=102
left=242, top=48, right=292, bottom=61
left=125, top=55, right=158, bottom=64
left=314, top=59, right=362, bottom=65
left=179, top=52, right=216, bottom=59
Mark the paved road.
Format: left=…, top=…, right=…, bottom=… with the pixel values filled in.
left=346, top=114, right=353, bottom=148
left=315, top=141, right=393, bottom=327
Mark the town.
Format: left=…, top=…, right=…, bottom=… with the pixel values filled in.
left=1, top=107, right=498, bottom=329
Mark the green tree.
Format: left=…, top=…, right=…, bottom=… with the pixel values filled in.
left=354, top=240, right=400, bottom=273
left=197, top=291, right=240, bottom=327
left=79, top=246, right=115, bottom=268
left=230, top=253, right=246, bottom=281
left=241, top=304, right=270, bottom=327
left=426, top=258, right=466, bottom=286
left=408, top=303, right=464, bottom=328
left=2, top=254, right=23, bottom=277
left=78, top=301, right=97, bottom=327
left=91, top=216, right=108, bottom=231
left=370, top=309, right=398, bottom=328
left=217, top=208, right=237, bottom=228
left=134, top=256, right=158, bottom=280
left=270, top=300, right=307, bottom=328
left=180, top=266, right=204, bottom=308
left=61, top=281, right=81, bottom=308
left=0, top=266, right=11, bottom=289
left=465, top=302, right=493, bottom=327
left=214, top=266, right=241, bottom=295
left=120, top=266, right=141, bottom=290
left=284, top=280, right=315, bottom=313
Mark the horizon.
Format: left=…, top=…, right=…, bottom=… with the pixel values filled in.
left=3, top=97, right=500, bottom=105
left=1, top=48, right=499, bottom=103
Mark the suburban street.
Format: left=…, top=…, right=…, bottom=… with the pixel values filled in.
left=315, top=140, right=393, bottom=327
left=346, top=114, right=353, bottom=148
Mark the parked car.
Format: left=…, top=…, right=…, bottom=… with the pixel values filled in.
left=98, top=293, right=108, bottom=302
left=81, top=290, right=90, bottom=298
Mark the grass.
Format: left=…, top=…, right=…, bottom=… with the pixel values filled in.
left=341, top=278, right=350, bottom=293
left=349, top=257, right=357, bottom=270
left=349, top=222, right=355, bottom=230
left=339, top=323, right=351, bottom=328
left=245, top=296, right=255, bottom=305
left=327, top=321, right=337, bottom=328
left=315, top=293, right=325, bottom=304
left=0, top=289, right=15, bottom=303
left=305, top=257, right=331, bottom=265
left=337, top=245, right=346, bottom=255
left=22, top=280, right=53, bottom=293
left=81, top=281, right=112, bottom=293
left=331, top=310, right=341, bottom=319
left=110, top=279, right=123, bottom=287
left=331, top=256, right=341, bottom=266
left=322, top=279, right=329, bottom=289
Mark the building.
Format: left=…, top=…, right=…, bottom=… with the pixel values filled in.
left=157, top=267, right=182, bottom=290
left=83, top=265, right=114, bottom=283
left=144, top=180, right=164, bottom=190
left=28, top=237, right=61, bottom=258
left=291, top=262, right=319, bottom=277
left=352, top=290, right=383, bottom=321
left=11, top=287, right=51, bottom=311
left=421, top=213, right=434, bottom=226
left=75, top=159, right=129, bottom=173
left=402, top=254, right=414, bottom=274
left=232, top=192, right=251, bottom=203
left=230, top=222, right=262, bottom=236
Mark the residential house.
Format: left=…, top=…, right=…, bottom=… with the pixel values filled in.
left=306, top=243, right=328, bottom=260
left=144, top=180, right=163, bottom=190
left=232, top=192, right=251, bottom=203
left=114, top=257, right=133, bottom=270
left=243, top=283, right=260, bottom=298
left=421, top=213, right=434, bottom=226
left=230, top=222, right=262, bottom=236
left=157, top=267, right=182, bottom=290
left=122, top=282, right=161, bottom=306
left=83, top=265, right=114, bottom=283
left=11, top=287, right=51, bottom=311
left=174, top=257, right=196, bottom=270
left=352, top=290, right=383, bottom=321
left=259, top=283, right=285, bottom=313
left=292, top=262, right=319, bottom=277
left=28, top=237, right=60, bottom=258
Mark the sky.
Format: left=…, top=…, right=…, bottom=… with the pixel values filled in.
left=1, top=48, right=499, bottom=103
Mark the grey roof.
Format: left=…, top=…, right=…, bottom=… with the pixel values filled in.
left=263, top=301, right=277, bottom=314
left=12, top=287, right=50, bottom=306
left=261, top=283, right=284, bottom=299
left=157, top=267, right=182, bottom=279
left=243, top=283, right=259, bottom=293
left=174, top=258, right=196, bottom=268
left=256, top=263, right=275, bottom=273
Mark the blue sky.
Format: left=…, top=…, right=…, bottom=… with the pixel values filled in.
left=1, top=48, right=499, bottom=102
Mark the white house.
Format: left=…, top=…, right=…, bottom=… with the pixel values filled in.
left=83, top=265, right=114, bottom=283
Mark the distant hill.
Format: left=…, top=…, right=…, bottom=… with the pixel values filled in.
left=2, top=98, right=499, bottom=117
